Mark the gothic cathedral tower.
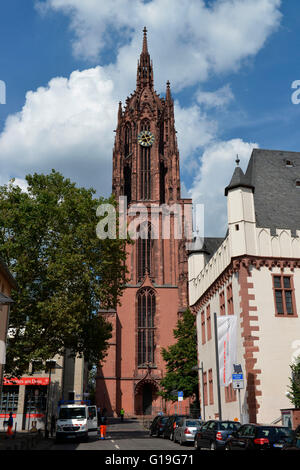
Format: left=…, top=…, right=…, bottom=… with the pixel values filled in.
left=96, top=28, right=192, bottom=416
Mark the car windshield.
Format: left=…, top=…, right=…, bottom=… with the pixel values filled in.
left=186, top=420, right=201, bottom=427
left=160, top=417, right=168, bottom=423
left=59, top=407, right=86, bottom=419
left=219, top=422, right=239, bottom=431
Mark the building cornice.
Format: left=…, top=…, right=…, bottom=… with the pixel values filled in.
left=190, top=254, right=300, bottom=313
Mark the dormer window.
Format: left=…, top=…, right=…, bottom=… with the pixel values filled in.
left=285, top=159, right=294, bottom=167
left=296, top=180, right=300, bottom=188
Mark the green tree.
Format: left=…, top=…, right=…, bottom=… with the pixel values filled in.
left=159, top=309, right=199, bottom=406
left=288, top=356, right=300, bottom=408
left=0, top=171, right=129, bottom=376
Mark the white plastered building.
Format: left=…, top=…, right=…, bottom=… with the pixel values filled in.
left=189, top=149, right=300, bottom=424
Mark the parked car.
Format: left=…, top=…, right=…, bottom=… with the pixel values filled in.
left=224, top=424, right=294, bottom=450
left=149, top=415, right=169, bottom=437
left=282, top=425, right=300, bottom=450
left=194, top=420, right=240, bottom=450
left=174, top=418, right=203, bottom=445
left=163, top=415, right=191, bottom=440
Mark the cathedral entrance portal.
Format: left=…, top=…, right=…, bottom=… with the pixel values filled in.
left=142, top=384, right=153, bottom=415
left=135, top=379, right=159, bottom=416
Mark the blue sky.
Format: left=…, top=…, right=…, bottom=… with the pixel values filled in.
left=0, top=0, right=299, bottom=235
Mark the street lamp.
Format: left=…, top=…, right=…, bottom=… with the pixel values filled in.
left=192, top=362, right=205, bottom=421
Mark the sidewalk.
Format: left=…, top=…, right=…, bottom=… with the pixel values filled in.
left=0, top=430, right=54, bottom=451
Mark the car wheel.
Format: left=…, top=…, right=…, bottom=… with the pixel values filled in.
left=225, top=444, right=231, bottom=450
left=210, top=441, right=216, bottom=451
left=179, top=436, right=184, bottom=446
left=170, top=432, right=174, bottom=441
left=194, top=439, right=200, bottom=451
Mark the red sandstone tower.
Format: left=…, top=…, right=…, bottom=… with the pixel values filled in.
left=96, top=28, right=192, bottom=416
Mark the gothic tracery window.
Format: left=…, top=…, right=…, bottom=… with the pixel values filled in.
left=137, top=287, right=156, bottom=366
left=124, top=122, right=132, bottom=157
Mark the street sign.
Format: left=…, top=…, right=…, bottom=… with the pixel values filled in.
left=178, top=391, right=184, bottom=402
left=232, top=373, right=244, bottom=389
left=232, top=373, right=243, bottom=381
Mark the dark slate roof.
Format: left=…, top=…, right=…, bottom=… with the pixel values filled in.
left=0, top=292, right=14, bottom=304
left=0, top=257, right=17, bottom=289
left=224, top=165, right=254, bottom=196
left=244, top=149, right=300, bottom=236
left=188, top=237, right=224, bottom=258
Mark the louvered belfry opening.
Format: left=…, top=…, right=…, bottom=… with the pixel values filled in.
left=137, top=223, right=152, bottom=281
left=140, top=120, right=151, bottom=200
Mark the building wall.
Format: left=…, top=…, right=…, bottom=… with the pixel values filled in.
left=251, top=265, right=300, bottom=423
left=195, top=272, right=248, bottom=422
left=0, top=261, right=16, bottom=408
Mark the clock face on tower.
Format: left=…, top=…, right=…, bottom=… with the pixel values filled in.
left=138, top=130, right=155, bottom=147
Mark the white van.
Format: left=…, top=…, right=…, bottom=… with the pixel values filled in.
left=55, top=403, right=98, bottom=442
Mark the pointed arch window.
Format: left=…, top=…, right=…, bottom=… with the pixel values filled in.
left=140, top=146, right=151, bottom=200
left=137, top=288, right=156, bottom=366
left=137, top=222, right=152, bottom=281
left=124, top=123, right=132, bottom=204
left=124, top=122, right=132, bottom=157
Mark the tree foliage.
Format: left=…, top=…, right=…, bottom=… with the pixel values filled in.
left=288, top=356, right=300, bottom=408
left=0, top=171, right=129, bottom=376
left=159, top=309, right=199, bottom=402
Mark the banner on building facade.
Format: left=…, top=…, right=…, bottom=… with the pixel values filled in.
left=3, top=377, right=50, bottom=386
left=217, top=316, right=237, bottom=387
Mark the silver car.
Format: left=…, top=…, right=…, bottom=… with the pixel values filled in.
left=174, top=418, right=203, bottom=445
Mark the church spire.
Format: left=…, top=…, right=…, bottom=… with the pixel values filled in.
left=136, top=27, right=153, bottom=90
left=142, top=26, right=148, bottom=54
left=166, top=80, right=172, bottom=102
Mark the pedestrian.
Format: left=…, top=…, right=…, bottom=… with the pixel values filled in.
left=6, top=412, right=14, bottom=439
left=120, top=408, right=125, bottom=422
left=99, top=409, right=107, bottom=440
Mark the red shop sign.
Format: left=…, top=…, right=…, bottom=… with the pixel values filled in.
left=4, top=377, right=50, bottom=386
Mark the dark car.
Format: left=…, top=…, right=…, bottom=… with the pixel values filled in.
left=194, top=420, right=240, bottom=450
left=149, top=415, right=169, bottom=437
left=224, top=424, right=294, bottom=450
left=282, top=425, right=300, bottom=450
left=163, top=415, right=191, bottom=440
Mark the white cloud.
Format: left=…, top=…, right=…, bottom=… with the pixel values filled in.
left=175, top=101, right=217, bottom=165
left=189, top=139, right=258, bottom=236
left=0, top=67, right=117, bottom=194
left=196, top=84, right=234, bottom=109
left=36, top=0, right=282, bottom=95
left=10, top=178, right=28, bottom=193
